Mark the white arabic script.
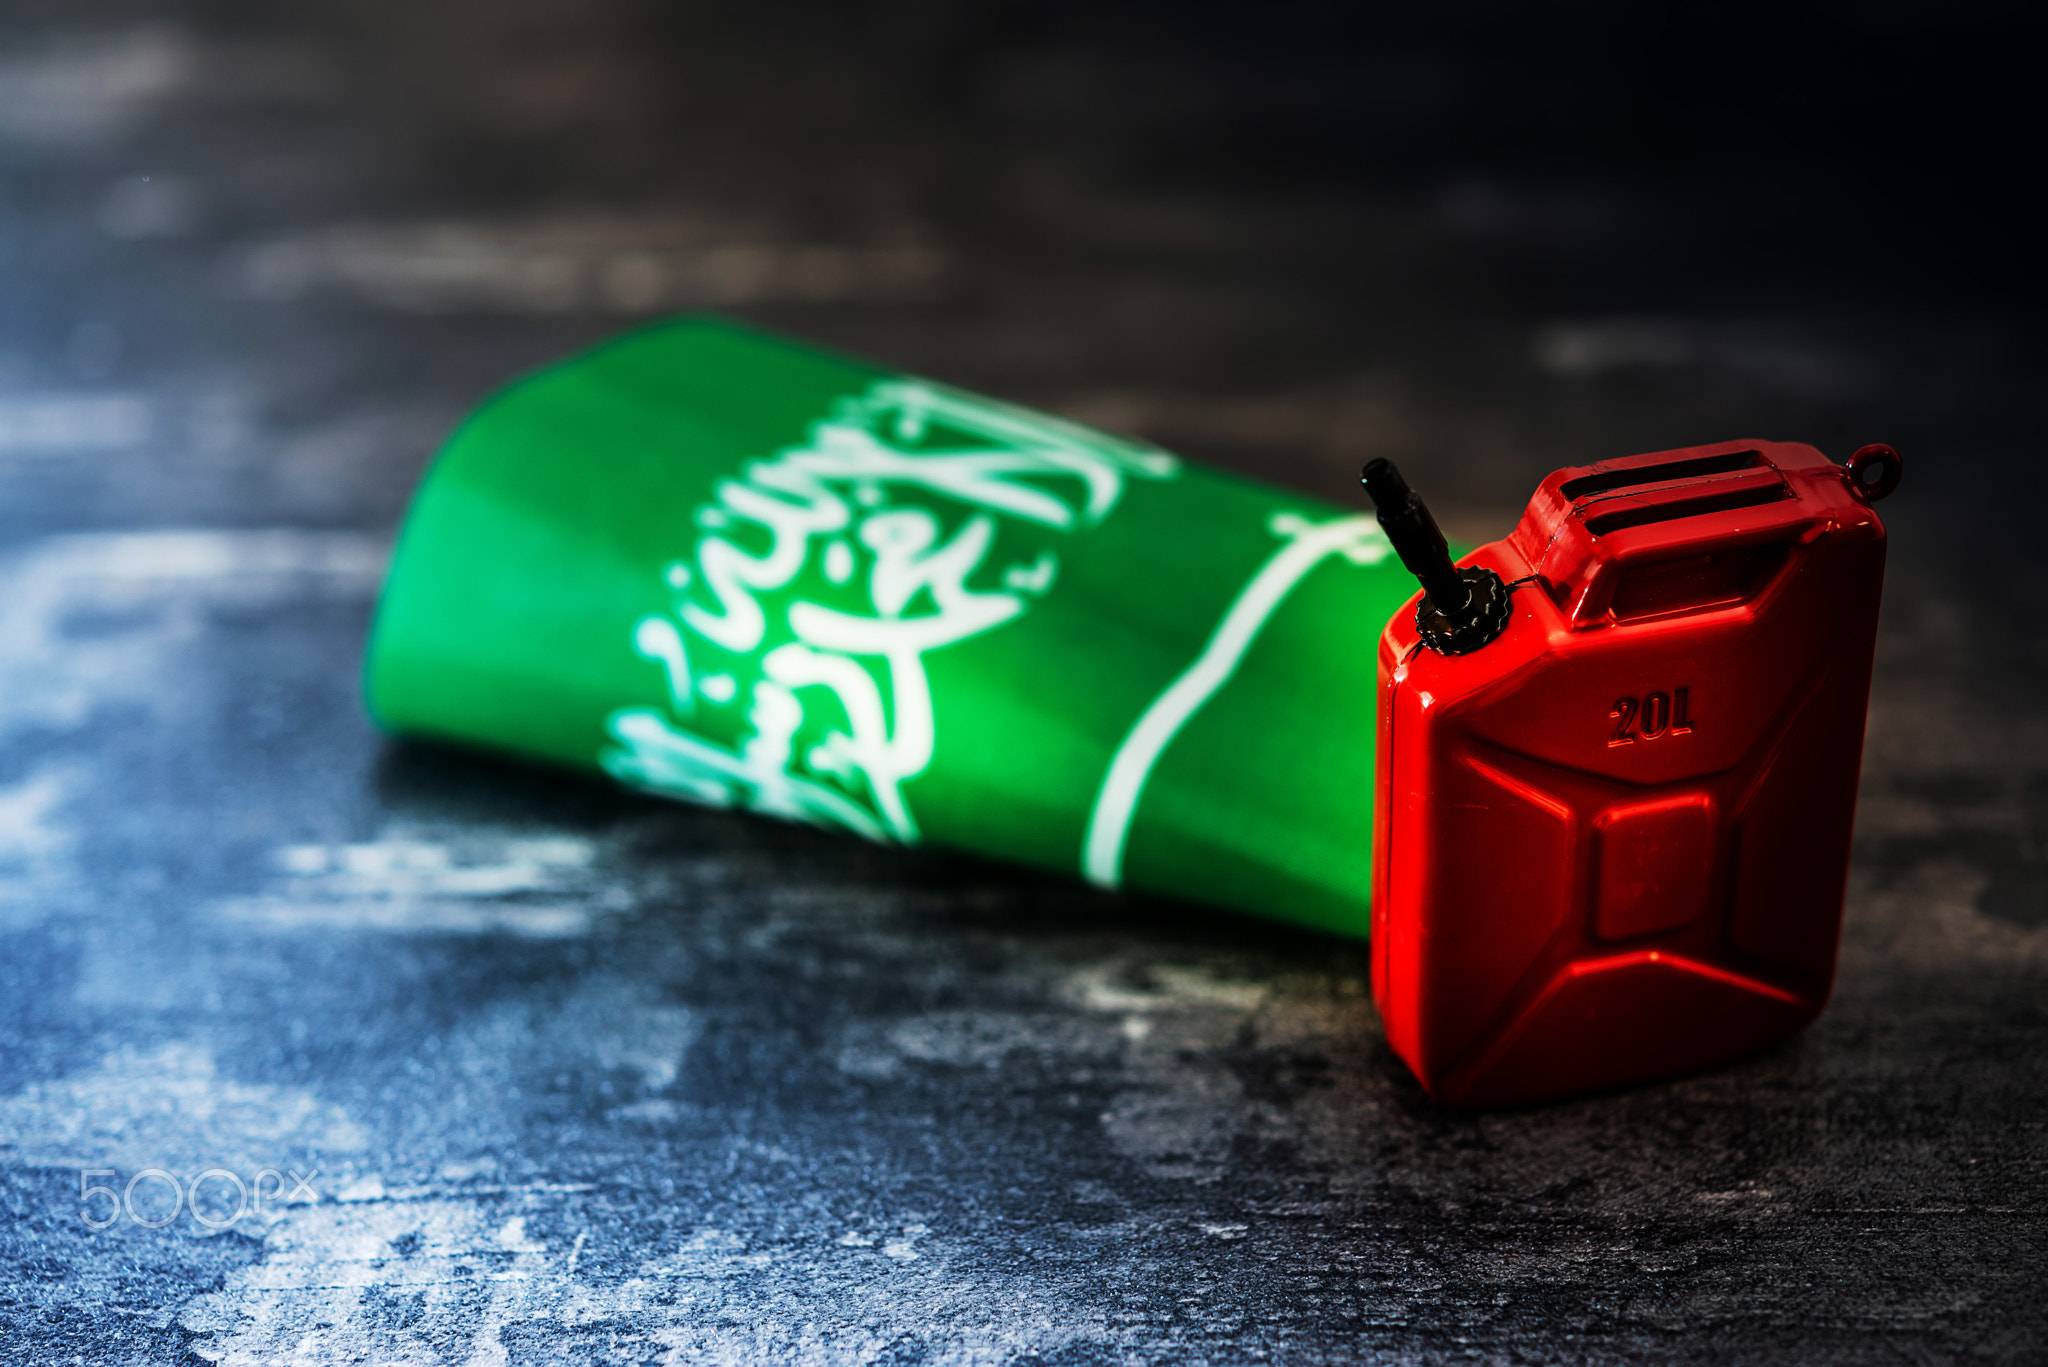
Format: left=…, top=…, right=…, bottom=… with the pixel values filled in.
left=601, top=378, right=1176, bottom=841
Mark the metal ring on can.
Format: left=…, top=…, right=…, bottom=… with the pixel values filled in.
left=1844, top=443, right=1903, bottom=503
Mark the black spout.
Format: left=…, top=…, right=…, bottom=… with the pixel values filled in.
left=1360, top=458, right=1471, bottom=617
left=1360, top=459, right=1512, bottom=656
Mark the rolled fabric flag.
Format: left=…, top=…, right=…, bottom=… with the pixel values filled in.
left=366, top=316, right=1425, bottom=934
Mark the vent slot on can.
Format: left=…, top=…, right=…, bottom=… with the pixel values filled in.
left=1561, top=449, right=1763, bottom=502
left=1584, top=482, right=1789, bottom=536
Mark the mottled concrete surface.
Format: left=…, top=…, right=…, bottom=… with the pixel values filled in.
left=0, top=4, right=2043, bottom=1363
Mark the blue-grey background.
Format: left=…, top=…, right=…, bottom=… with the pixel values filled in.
left=0, top=3, right=2041, bottom=1363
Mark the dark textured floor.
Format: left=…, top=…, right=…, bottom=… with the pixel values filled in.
left=0, top=4, right=2043, bottom=1363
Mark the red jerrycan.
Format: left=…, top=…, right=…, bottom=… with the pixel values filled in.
left=1363, top=439, right=1902, bottom=1106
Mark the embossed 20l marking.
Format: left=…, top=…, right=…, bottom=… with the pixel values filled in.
left=1609, top=687, right=1692, bottom=746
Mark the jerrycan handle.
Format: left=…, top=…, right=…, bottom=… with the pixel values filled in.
left=1513, top=441, right=1903, bottom=629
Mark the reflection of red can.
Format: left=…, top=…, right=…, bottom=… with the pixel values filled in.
left=1370, top=440, right=1901, bottom=1106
